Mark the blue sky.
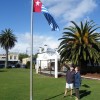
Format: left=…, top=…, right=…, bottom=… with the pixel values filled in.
left=0, top=0, right=100, bottom=54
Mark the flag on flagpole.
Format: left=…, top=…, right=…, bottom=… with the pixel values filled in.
left=33, top=0, right=59, bottom=31
left=33, top=0, right=42, bottom=12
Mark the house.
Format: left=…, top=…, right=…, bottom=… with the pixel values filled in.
left=0, top=52, right=19, bottom=68
left=35, top=45, right=60, bottom=78
left=22, top=57, right=30, bottom=65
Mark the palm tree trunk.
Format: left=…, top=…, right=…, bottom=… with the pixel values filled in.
left=79, top=59, right=87, bottom=74
left=5, top=49, right=8, bottom=68
left=78, top=59, right=83, bottom=74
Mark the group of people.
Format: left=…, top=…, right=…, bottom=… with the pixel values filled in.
left=64, top=66, right=81, bottom=100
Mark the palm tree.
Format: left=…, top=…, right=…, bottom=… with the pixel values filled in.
left=0, top=28, right=17, bottom=68
left=58, top=20, right=100, bottom=69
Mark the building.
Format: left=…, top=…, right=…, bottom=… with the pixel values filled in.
left=22, top=57, right=30, bottom=65
left=0, top=52, right=19, bottom=67
left=35, top=45, right=60, bottom=78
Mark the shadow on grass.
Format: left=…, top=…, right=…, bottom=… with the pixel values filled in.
left=0, top=70, right=7, bottom=72
left=82, top=84, right=90, bottom=88
left=80, top=90, right=91, bottom=99
left=45, top=92, right=64, bottom=100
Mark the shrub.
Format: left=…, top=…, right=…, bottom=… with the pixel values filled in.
left=15, top=63, right=21, bottom=68
left=26, top=61, right=30, bottom=69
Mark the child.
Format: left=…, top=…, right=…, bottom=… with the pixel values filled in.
left=64, top=66, right=75, bottom=97
left=74, top=67, right=81, bottom=100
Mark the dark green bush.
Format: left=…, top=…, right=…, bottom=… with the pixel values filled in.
left=26, top=61, right=30, bottom=69
left=15, top=63, right=21, bottom=68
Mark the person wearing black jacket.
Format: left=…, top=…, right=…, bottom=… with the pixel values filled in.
left=64, top=66, right=75, bottom=97
left=74, top=67, right=81, bottom=100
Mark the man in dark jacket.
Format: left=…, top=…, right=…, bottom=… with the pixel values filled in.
left=74, top=67, right=81, bottom=100
left=64, top=66, right=75, bottom=97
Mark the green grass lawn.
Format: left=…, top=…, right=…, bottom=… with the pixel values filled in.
left=34, top=71, right=100, bottom=100
left=0, top=69, right=100, bottom=100
left=0, top=68, right=30, bottom=100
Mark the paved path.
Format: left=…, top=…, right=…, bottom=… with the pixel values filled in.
left=81, top=76, right=100, bottom=80
left=39, top=70, right=100, bottom=80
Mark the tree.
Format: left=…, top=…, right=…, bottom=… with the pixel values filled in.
left=25, top=61, right=30, bottom=68
left=19, top=53, right=29, bottom=62
left=0, top=28, right=17, bottom=68
left=58, top=20, right=100, bottom=70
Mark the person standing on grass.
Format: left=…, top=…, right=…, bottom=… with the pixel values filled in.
left=74, top=67, right=81, bottom=100
left=64, top=66, right=75, bottom=97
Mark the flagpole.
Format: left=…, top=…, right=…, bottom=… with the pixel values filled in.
left=30, top=0, right=33, bottom=100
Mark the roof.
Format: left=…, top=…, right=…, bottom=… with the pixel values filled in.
left=37, top=48, right=60, bottom=60
left=0, top=52, right=18, bottom=56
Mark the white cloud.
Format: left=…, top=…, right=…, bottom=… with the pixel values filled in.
left=0, top=32, right=59, bottom=54
left=33, top=34, right=60, bottom=53
left=9, top=32, right=31, bottom=54
left=0, top=48, right=5, bottom=54
left=64, top=0, right=97, bottom=21
left=42, top=0, right=97, bottom=23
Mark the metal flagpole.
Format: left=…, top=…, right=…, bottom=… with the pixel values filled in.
left=30, top=0, right=33, bottom=100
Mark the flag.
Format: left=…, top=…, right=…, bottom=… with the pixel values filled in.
left=33, top=0, right=42, bottom=12
left=33, top=0, right=59, bottom=31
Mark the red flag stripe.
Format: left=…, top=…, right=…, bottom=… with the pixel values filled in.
left=33, top=0, right=42, bottom=12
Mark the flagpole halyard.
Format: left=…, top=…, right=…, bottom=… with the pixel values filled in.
left=30, top=0, right=33, bottom=100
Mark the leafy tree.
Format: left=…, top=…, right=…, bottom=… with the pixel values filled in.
left=33, top=53, right=37, bottom=58
left=0, top=28, right=17, bottom=68
left=26, top=61, right=30, bottom=69
left=58, top=20, right=100, bottom=70
left=19, top=53, right=29, bottom=61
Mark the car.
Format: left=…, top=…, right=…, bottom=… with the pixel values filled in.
left=0, top=64, right=5, bottom=68
left=8, top=64, right=15, bottom=68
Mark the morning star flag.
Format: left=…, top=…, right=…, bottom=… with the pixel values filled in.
left=33, top=0, right=59, bottom=31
